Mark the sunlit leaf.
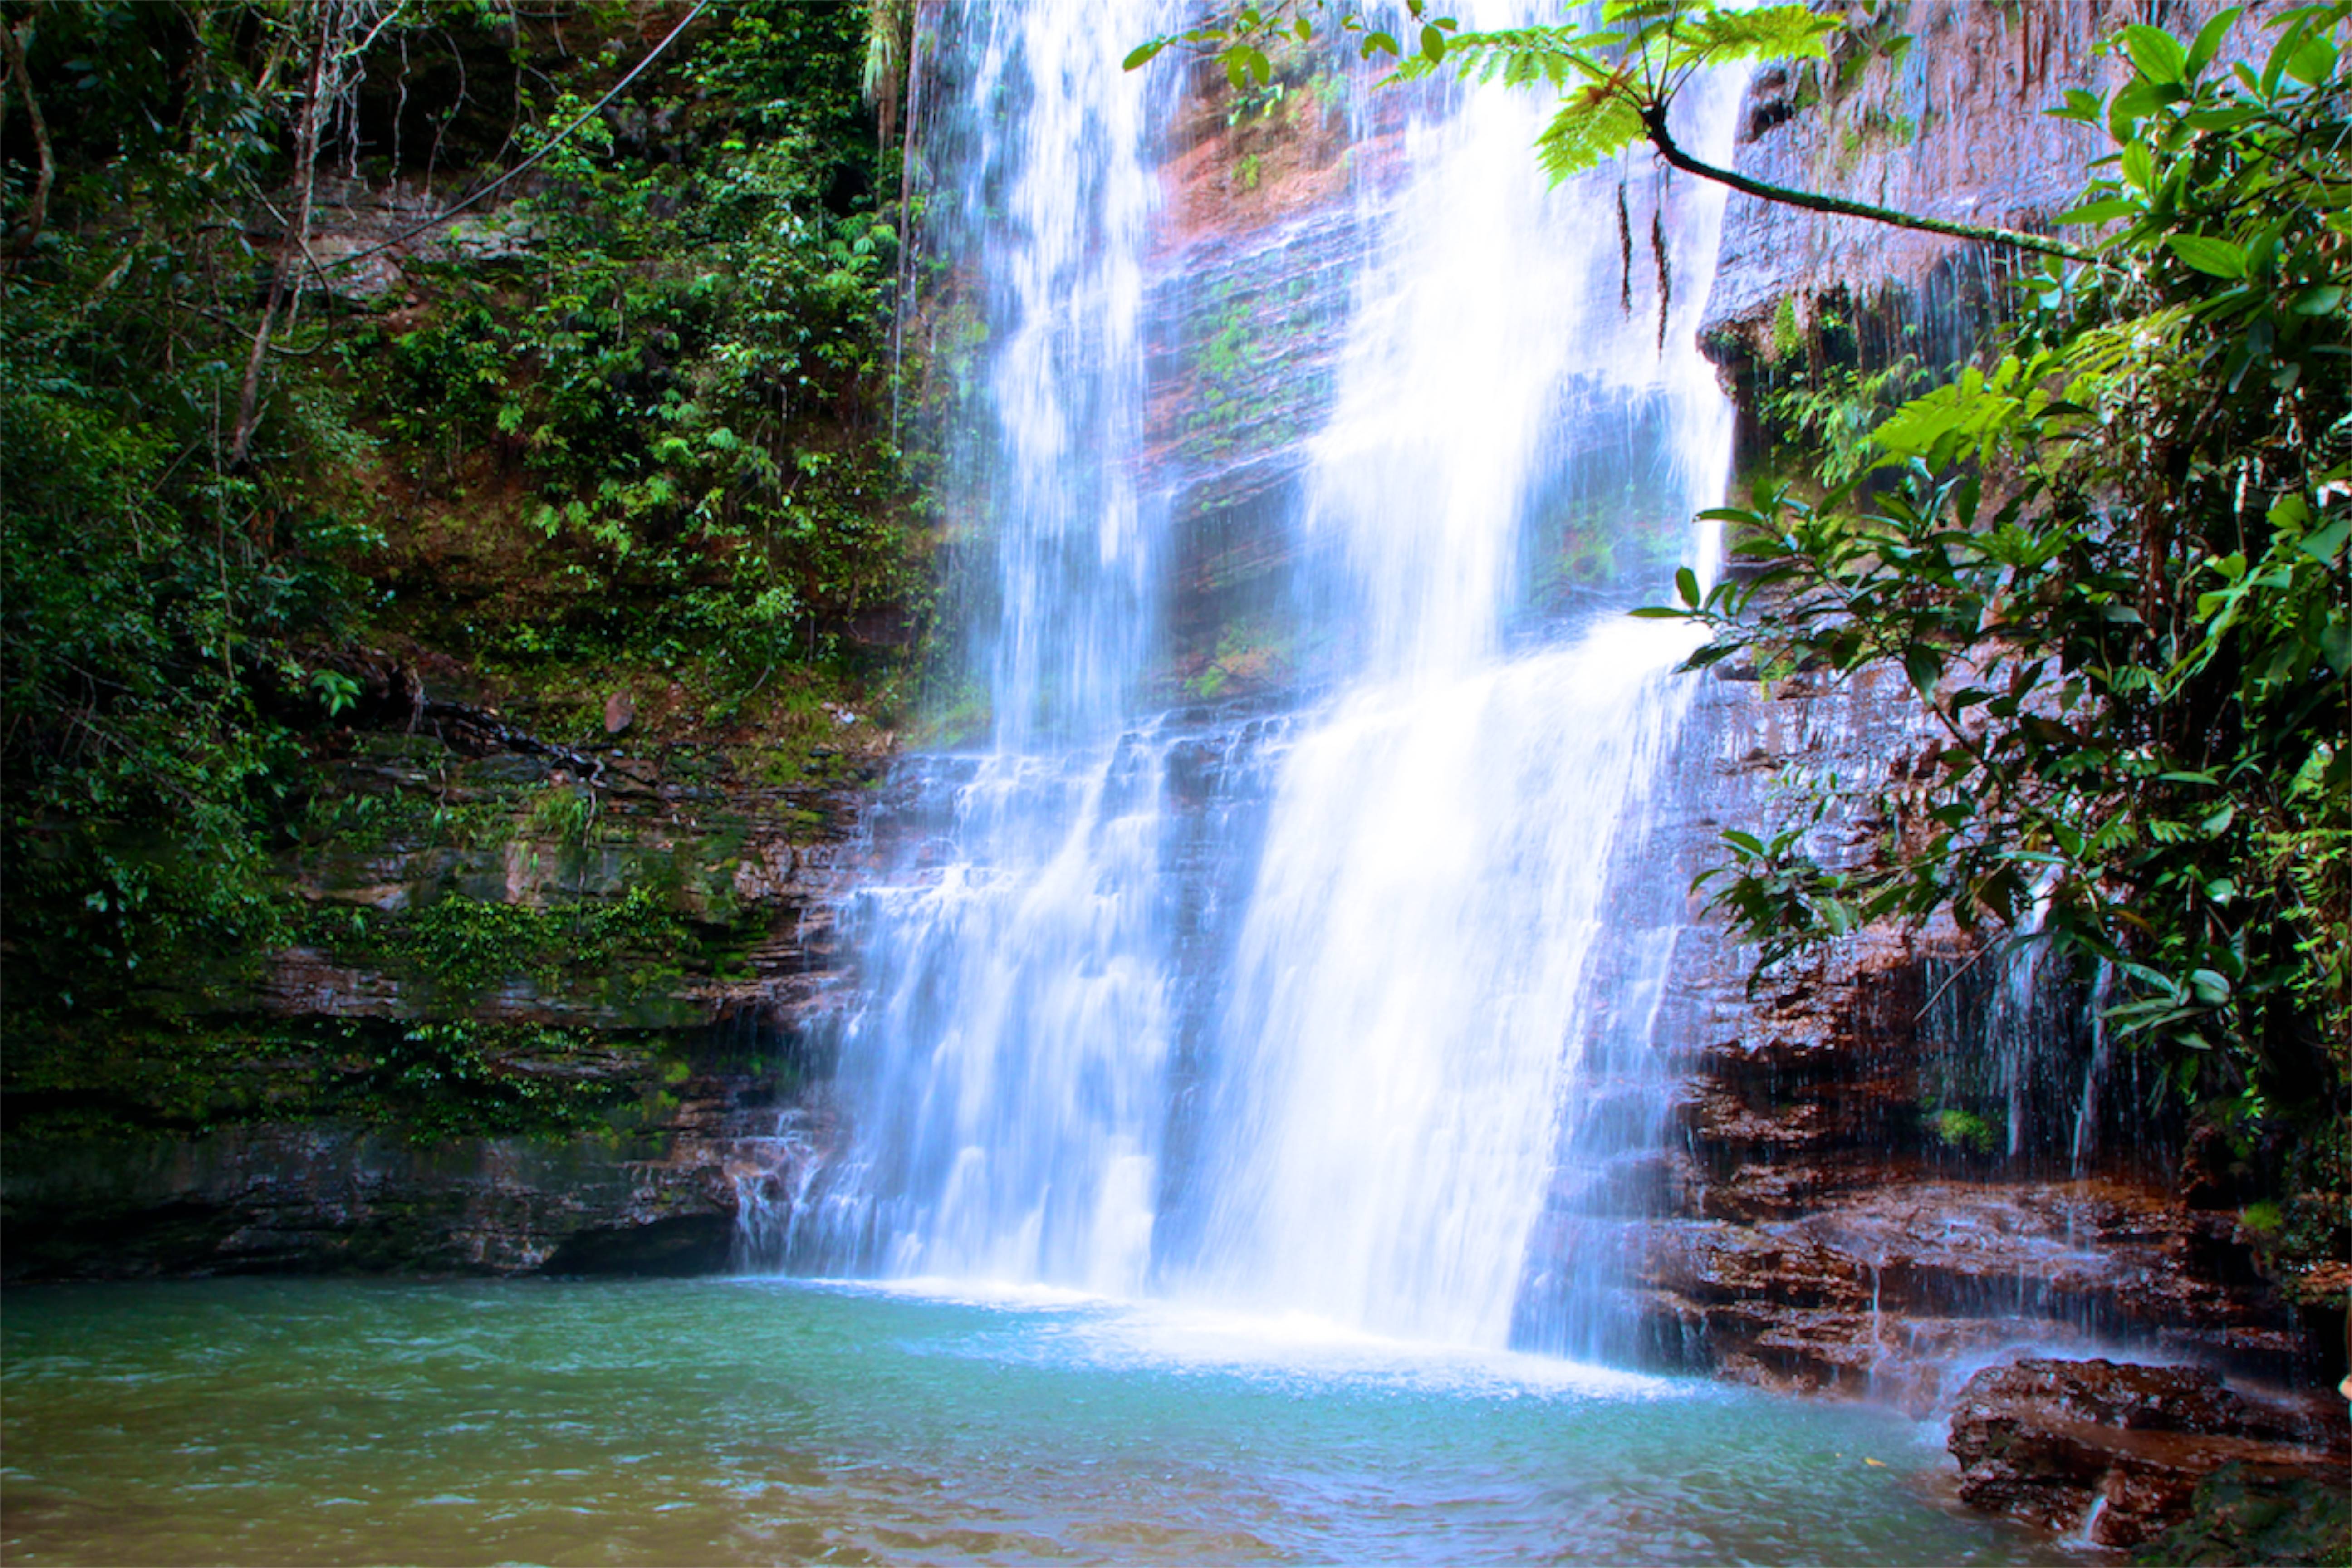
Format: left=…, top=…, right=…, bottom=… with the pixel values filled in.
left=2119, top=23, right=2190, bottom=85
left=1533, top=91, right=1643, bottom=181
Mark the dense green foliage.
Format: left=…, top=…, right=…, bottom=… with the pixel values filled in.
left=1, top=1, right=913, bottom=1050
left=1651, top=5, right=2348, bottom=1249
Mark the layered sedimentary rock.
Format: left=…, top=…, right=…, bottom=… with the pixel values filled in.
left=1605, top=660, right=2340, bottom=1392
left=1, top=702, right=871, bottom=1280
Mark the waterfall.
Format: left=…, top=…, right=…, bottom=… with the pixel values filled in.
left=778, top=0, right=1178, bottom=1294
left=769, top=5, right=1747, bottom=1357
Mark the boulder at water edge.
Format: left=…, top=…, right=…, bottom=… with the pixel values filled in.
left=1945, top=1357, right=2349, bottom=1553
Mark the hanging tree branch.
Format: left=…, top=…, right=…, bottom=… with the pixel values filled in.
left=1634, top=101, right=2093, bottom=263
left=1128, top=2, right=2102, bottom=273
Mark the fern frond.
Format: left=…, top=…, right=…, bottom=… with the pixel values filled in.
left=1535, top=90, right=1646, bottom=181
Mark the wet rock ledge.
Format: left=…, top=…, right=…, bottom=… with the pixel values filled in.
left=1948, top=1357, right=2349, bottom=1558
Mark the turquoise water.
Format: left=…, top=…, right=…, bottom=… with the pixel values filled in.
left=2, top=1278, right=2072, bottom=1565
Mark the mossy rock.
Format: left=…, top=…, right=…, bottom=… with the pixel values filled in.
left=2133, top=1464, right=2352, bottom=1568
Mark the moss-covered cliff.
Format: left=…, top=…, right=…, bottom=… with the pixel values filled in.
left=1, top=0, right=916, bottom=1273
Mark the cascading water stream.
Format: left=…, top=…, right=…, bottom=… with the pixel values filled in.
left=769, top=4, right=1748, bottom=1359
left=780, top=0, right=1178, bottom=1293
left=1163, top=50, right=1744, bottom=1351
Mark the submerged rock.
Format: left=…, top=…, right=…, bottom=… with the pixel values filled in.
left=1945, top=1357, right=2349, bottom=1550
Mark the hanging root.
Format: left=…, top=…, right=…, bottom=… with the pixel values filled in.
left=1651, top=199, right=1671, bottom=352
left=1617, top=181, right=1633, bottom=316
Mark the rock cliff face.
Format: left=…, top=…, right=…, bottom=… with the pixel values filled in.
left=1704, top=1, right=2132, bottom=346
left=1612, top=670, right=2329, bottom=1402
left=1, top=693, right=872, bottom=1281
left=1631, top=0, right=2348, bottom=1406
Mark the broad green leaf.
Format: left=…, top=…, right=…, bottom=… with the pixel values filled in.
left=1421, top=24, right=1447, bottom=62
left=2183, top=103, right=2257, bottom=129
left=2120, top=139, right=2156, bottom=191
left=2107, top=75, right=2164, bottom=138
left=2119, top=24, right=2189, bottom=85
left=2048, top=88, right=2103, bottom=122
left=2261, top=14, right=2314, bottom=97
left=2167, top=234, right=2247, bottom=276
left=1902, top=643, right=1944, bottom=697
left=2296, top=515, right=2349, bottom=565
left=2183, top=7, right=2244, bottom=79
left=2292, top=284, right=2345, bottom=314
left=2284, top=31, right=2338, bottom=84
left=2322, top=615, right=2352, bottom=675
left=1121, top=39, right=1170, bottom=71
left=1675, top=565, right=1700, bottom=607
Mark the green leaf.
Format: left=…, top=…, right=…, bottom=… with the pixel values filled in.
left=2296, top=516, right=2349, bottom=566
left=2108, top=76, right=2164, bottom=138
left=2119, top=24, right=2189, bottom=85
left=1533, top=92, right=1644, bottom=181
left=2183, top=7, right=2244, bottom=80
left=1122, top=39, right=1170, bottom=72
left=2321, top=616, right=2352, bottom=675
left=2048, top=88, right=2103, bottom=122
left=2292, top=284, right=2346, bottom=315
left=1421, top=24, right=1447, bottom=63
left=1902, top=643, right=1943, bottom=698
left=2261, top=14, right=2314, bottom=97
left=1680, top=5, right=1840, bottom=67
left=2167, top=234, right=2247, bottom=277
left=2120, top=139, right=2156, bottom=191
left=1362, top=29, right=1402, bottom=59
left=1675, top=566, right=1700, bottom=608
left=2055, top=196, right=2140, bottom=225
left=2284, top=31, right=2338, bottom=85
